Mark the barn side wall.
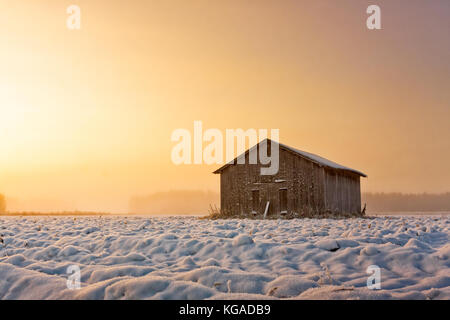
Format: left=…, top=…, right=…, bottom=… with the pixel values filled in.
left=324, top=170, right=361, bottom=214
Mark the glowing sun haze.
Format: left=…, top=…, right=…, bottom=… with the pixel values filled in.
left=0, top=0, right=449, bottom=212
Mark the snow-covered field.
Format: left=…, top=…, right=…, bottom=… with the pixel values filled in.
left=0, top=215, right=448, bottom=300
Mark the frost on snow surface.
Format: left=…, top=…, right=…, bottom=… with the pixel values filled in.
left=0, top=215, right=448, bottom=299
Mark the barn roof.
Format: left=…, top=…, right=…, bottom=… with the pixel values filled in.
left=213, top=139, right=367, bottom=177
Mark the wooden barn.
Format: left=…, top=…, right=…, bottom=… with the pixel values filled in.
left=213, top=139, right=367, bottom=218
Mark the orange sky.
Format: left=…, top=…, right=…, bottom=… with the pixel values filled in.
left=0, top=1, right=449, bottom=212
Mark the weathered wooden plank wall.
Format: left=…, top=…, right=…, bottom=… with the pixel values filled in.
left=219, top=147, right=362, bottom=217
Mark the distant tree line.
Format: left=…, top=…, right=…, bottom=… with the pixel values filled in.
left=129, top=191, right=450, bottom=215
left=362, top=192, right=450, bottom=213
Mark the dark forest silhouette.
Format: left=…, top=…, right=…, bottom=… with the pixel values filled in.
left=363, top=192, right=450, bottom=213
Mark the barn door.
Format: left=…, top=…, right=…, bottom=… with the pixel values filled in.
left=279, top=188, right=287, bottom=213
left=252, top=190, right=259, bottom=214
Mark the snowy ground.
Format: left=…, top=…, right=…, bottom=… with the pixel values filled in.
left=0, top=215, right=448, bottom=300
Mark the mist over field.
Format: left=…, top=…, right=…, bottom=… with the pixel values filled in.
left=129, top=190, right=219, bottom=215
left=2, top=191, right=450, bottom=216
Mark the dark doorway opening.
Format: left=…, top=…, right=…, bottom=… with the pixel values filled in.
left=279, top=188, right=287, bottom=213
left=252, top=190, right=260, bottom=214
